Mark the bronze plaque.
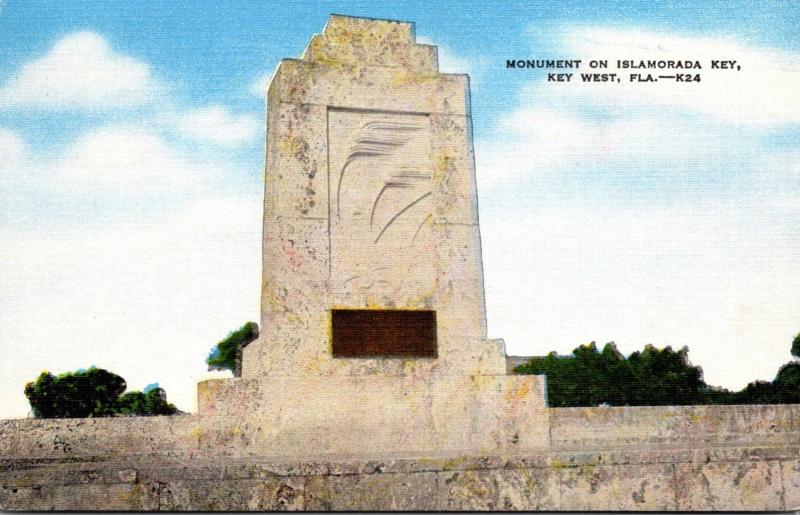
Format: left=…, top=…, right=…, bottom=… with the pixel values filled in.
left=331, top=309, right=437, bottom=358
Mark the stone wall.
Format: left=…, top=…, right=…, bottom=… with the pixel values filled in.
left=551, top=404, right=800, bottom=449
left=2, top=404, right=798, bottom=510
left=0, top=415, right=194, bottom=461
left=1, top=440, right=798, bottom=510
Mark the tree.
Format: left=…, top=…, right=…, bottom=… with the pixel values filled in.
left=206, top=322, right=259, bottom=375
left=514, top=333, right=799, bottom=407
left=25, top=367, right=126, bottom=418
left=770, top=362, right=800, bottom=403
left=117, top=384, right=179, bottom=416
left=24, top=367, right=178, bottom=418
left=516, top=342, right=706, bottom=407
left=626, top=344, right=705, bottom=406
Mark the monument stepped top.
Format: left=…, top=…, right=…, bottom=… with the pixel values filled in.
left=301, top=14, right=439, bottom=71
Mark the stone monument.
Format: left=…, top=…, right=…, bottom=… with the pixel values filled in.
left=197, top=14, right=549, bottom=457
left=2, top=15, right=797, bottom=511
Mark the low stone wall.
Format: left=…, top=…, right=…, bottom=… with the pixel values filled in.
left=1, top=445, right=798, bottom=510
left=550, top=404, right=800, bottom=449
left=1, top=404, right=799, bottom=510
left=0, top=415, right=195, bottom=461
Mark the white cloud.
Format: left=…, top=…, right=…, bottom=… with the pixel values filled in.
left=177, top=105, right=261, bottom=146
left=0, top=119, right=266, bottom=417
left=248, top=71, right=272, bottom=97
left=0, top=31, right=161, bottom=110
left=0, top=36, right=262, bottom=419
left=0, top=197, right=262, bottom=418
left=0, top=128, right=26, bottom=166
left=51, top=124, right=249, bottom=194
left=553, top=26, right=800, bottom=125
left=0, top=122, right=257, bottom=233
left=57, top=126, right=193, bottom=190
left=475, top=105, right=740, bottom=194
left=483, top=205, right=800, bottom=390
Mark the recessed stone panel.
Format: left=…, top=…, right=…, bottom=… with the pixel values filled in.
left=328, top=108, right=436, bottom=306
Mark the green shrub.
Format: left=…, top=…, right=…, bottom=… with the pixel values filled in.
left=515, top=334, right=800, bottom=407
left=117, top=385, right=178, bottom=416
left=24, top=367, right=177, bottom=418
left=516, top=342, right=705, bottom=407
left=206, top=321, right=259, bottom=374
left=24, top=367, right=126, bottom=418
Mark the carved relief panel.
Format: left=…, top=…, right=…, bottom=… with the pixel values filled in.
left=328, top=108, right=436, bottom=303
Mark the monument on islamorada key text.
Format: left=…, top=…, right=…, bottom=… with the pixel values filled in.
left=196, top=14, right=549, bottom=457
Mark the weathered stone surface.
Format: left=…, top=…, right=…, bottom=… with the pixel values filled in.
left=556, top=463, right=677, bottom=511
left=228, top=14, right=535, bottom=462
left=138, top=463, right=226, bottom=482
left=302, top=15, right=437, bottom=72
left=197, top=374, right=548, bottom=457
left=305, top=472, right=440, bottom=510
left=783, top=459, right=800, bottom=510
left=3, top=443, right=799, bottom=510
left=437, top=468, right=559, bottom=510
left=268, top=61, right=468, bottom=116
left=429, top=113, right=481, bottom=225
left=262, top=103, right=329, bottom=220
left=157, top=478, right=305, bottom=511
left=550, top=404, right=800, bottom=449
left=0, top=482, right=159, bottom=511
left=243, top=14, right=500, bottom=387
left=675, top=460, right=785, bottom=510
left=0, top=415, right=194, bottom=461
left=1, top=463, right=139, bottom=487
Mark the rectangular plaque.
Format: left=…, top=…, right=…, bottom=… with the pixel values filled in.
left=331, top=309, right=437, bottom=358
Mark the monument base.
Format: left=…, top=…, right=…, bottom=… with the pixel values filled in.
left=196, top=373, right=549, bottom=457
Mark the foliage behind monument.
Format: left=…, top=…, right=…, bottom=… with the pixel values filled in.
left=24, top=367, right=177, bottom=418
left=206, top=322, right=259, bottom=375
left=516, top=335, right=800, bottom=407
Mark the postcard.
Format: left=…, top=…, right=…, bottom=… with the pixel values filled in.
left=0, top=1, right=797, bottom=511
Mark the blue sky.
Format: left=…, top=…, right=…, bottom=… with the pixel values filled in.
left=1, top=1, right=799, bottom=417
